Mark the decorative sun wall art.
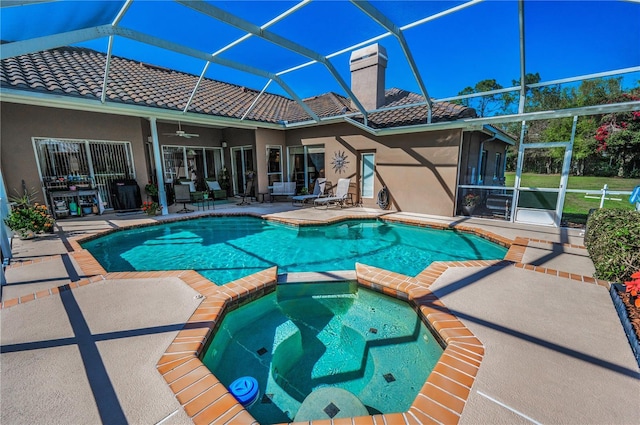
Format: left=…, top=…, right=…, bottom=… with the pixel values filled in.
left=331, top=150, right=350, bottom=174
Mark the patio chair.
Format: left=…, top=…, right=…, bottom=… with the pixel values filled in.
left=292, top=178, right=327, bottom=206
left=314, top=178, right=352, bottom=209
left=174, top=184, right=194, bottom=213
left=237, top=179, right=254, bottom=206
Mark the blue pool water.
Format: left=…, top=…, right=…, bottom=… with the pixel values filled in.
left=82, top=216, right=506, bottom=284
left=201, top=282, right=444, bottom=423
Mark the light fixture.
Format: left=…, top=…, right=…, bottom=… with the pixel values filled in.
left=221, top=141, right=228, bottom=148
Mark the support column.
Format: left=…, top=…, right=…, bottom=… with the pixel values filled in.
left=148, top=117, right=168, bottom=215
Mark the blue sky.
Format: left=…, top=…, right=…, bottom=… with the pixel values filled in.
left=2, top=0, right=639, bottom=99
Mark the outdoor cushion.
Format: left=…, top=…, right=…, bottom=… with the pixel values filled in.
left=206, top=180, right=222, bottom=191
left=179, top=180, right=196, bottom=192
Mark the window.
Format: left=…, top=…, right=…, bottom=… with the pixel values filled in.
left=494, top=152, right=502, bottom=181
left=361, top=152, right=375, bottom=198
left=287, top=145, right=325, bottom=192
left=162, top=145, right=224, bottom=184
left=266, top=146, right=283, bottom=186
left=479, top=149, right=488, bottom=184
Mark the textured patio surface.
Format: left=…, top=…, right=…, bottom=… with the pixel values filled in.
left=1, top=277, right=200, bottom=425
left=2, top=204, right=638, bottom=424
left=429, top=265, right=639, bottom=424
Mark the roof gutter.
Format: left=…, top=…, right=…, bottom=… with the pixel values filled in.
left=3, top=88, right=639, bottom=135
left=481, top=124, right=515, bottom=145
left=0, top=89, right=283, bottom=130
left=340, top=101, right=640, bottom=136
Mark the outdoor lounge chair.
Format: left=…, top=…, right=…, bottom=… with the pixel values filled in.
left=314, top=178, right=352, bottom=208
left=204, top=178, right=227, bottom=200
left=292, top=178, right=327, bottom=206
left=174, top=184, right=194, bottom=213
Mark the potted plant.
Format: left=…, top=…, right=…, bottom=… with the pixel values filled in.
left=462, top=192, right=480, bottom=216
left=145, top=182, right=159, bottom=202
left=299, top=187, right=309, bottom=195
left=141, top=201, right=161, bottom=216
left=218, top=167, right=231, bottom=196
left=4, top=193, right=55, bottom=239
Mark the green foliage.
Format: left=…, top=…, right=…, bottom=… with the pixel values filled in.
left=8, top=187, right=38, bottom=207
left=456, top=79, right=508, bottom=117
left=144, top=183, right=159, bottom=196
left=217, top=167, right=230, bottom=190
left=585, top=209, right=640, bottom=282
left=595, top=87, right=640, bottom=178
left=4, top=203, right=55, bottom=237
left=476, top=74, right=639, bottom=177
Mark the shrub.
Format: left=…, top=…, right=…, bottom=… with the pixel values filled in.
left=585, top=208, right=640, bottom=282
left=4, top=203, right=55, bottom=237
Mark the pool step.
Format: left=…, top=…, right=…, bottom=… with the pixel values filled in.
left=277, top=270, right=356, bottom=283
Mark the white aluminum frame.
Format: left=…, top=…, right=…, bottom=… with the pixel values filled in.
left=1, top=0, right=638, bottom=134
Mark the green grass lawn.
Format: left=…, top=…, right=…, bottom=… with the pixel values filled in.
left=504, top=173, right=640, bottom=225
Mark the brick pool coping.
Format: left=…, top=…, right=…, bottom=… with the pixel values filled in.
left=1, top=214, right=609, bottom=424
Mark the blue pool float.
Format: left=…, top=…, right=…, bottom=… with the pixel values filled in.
left=229, top=376, right=259, bottom=407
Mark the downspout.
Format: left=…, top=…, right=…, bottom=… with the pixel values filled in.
left=1, top=171, right=13, bottom=290
left=0, top=171, right=12, bottom=257
left=455, top=130, right=465, bottom=215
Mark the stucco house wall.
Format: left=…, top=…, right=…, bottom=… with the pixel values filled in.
left=2, top=101, right=505, bottom=218
left=1, top=103, right=149, bottom=204
left=286, top=123, right=462, bottom=216
left=254, top=128, right=286, bottom=195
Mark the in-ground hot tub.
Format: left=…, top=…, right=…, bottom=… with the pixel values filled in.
left=200, top=281, right=444, bottom=424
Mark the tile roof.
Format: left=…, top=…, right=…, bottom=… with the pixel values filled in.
left=365, top=88, right=477, bottom=128
left=1, top=46, right=476, bottom=127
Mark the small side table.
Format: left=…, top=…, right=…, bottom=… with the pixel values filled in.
left=345, top=192, right=357, bottom=207
left=197, top=197, right=215, bottom=211
left=257, top=192, right=272, bottom=203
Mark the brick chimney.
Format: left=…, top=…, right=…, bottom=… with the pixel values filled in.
left=349, top=44, right=388, bottom=111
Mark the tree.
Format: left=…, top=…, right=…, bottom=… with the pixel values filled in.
left=458, top=74, right=640, bottom=176
left=593, top=89, right=640, bottom=177
left=456, top=79, right=508, bottom=117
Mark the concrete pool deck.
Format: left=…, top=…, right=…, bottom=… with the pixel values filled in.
left=2, top=201, right=639, bottom=424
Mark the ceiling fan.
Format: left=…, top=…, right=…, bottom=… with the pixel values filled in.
left=163, top=122, right=199, bottom=139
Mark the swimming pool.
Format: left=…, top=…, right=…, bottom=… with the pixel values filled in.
left=81, top=216, right=507, bottom=284
left=200, top=281, right=444, bottom=423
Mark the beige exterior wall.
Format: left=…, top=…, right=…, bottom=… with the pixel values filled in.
left=254, top=128, right=285, bottom=194
left=2, top=102, right=508, bottom=218
left=1, top=103, right=148, bottom=204
left=286, top=123, right=463, bottom=216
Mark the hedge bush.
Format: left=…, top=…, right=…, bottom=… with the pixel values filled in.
left=585, top=208, right=640, bottom=282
